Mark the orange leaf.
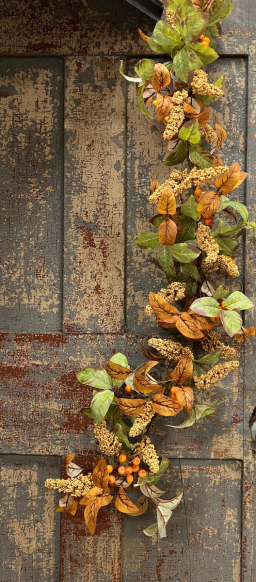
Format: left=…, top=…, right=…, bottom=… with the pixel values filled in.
left=79, top=486, right=104, bottom=506
left=151, top=393, right=183, bottom=416
left=235, top=326, right=255, bottom=343
left=106, top=360, right=131, bottom=380
left=115, top=486, right=140, bottom=514
left=92, top=458, right=110, bottom=490
left=188, top=312, right=209, bottom=331
left=151, top=63, right=171, bottom=91
left=215, top=163, right=248, bottom=194
left=84, top=493, right=113, bottom=535
left=175, top=313, right=206, bottom=339
left=138, top=28, right=149, bottom=42
left=138, top=360, right=159, bottom=376
left=212, top=155, right=224, bottom=167
left=158, top=217, right=177, bottom=246
left=118, top=398, right=146, bottom=416
left=197, top=107, right=210, bottom=126
left=191, top=0, right=203, bottom=11
left=157, top=185, right=176, bottom=215
left=215, top=124, right=227, bottom=148
left=184, top=104, right=197, bottom=117
left=65, top=453, right=75, bottom=468
left=156, top=92, right=173, bottom=121
left=197, top=191, right=221, bottom=218
left=169, top=356, right=193, bottom=383
left=56, top=495, right=78, bottom=516
left=149, top=292, right=179, bottom=327
left=134, top=371, right=161, bottom=395
left=150, top=177, right=160, bottom=195
left=171, top=386, right=194, bottom=413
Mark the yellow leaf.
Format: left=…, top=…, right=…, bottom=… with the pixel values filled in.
left=92, top=458, right=110, bottom=490
left=115, top=487, right=140, bottom=514
left=157, top=185, right=176, bottom=215
left=151, top=63, right=170, bottom=91
left=118, top=398, right=146, bottom=416
left=158, top=217, right=177, bottom=246
left=106, top=360, right=131, bottom=380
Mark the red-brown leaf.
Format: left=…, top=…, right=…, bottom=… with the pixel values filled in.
left=158, top=217, right=177, bottom=246
left=156, top=92, right=173, bottom=121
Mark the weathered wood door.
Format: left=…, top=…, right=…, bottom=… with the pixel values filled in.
left=0, top=1, right=255, bottom=580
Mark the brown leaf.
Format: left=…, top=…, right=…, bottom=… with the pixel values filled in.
left=140, top=483, right=166, bottom=500
left=134, top=371, right=161, bottom=395
left=197, top=107, right=210, bottom=126
left=175, top=313, right=206, bottom=339
left=115, top=486, right=140, bottom=514
left=138, top=360, right=159, bottom=376
left=118, top=398, right=146, bottom=416
left=235, top=326, right=255, bottom=343
left=171, top=386, right=194, bottom=413
left=212, top=155, right=224, bottom=167
left=151, top=393, right=183, bottom=416
left=215, top=124, right=227, bottom=149
left=184, top=104, right=197, bottom=117
left=158, top=217, right=177, bottom=246
left=65, top=453, right=75, bottom=468
left=138, top=28, right=149, bottom=42
left=169, top=356, right=193, bottom=383
left=106, top=360, right=131, bottom=380
left=84, top=493, right=113, bottom=535
left=197, top=191, right=221, bottom=218
left=79, top=486, right=105, bottom=506
left=188, top=312, right=209, bottom=331
left=151, top=63, right=170, bottom=91
left=215, top=163, right=248, bottom=194
left=129, top=495, right=149, bottom=516
left=157, top=185, right=176, bottom=215
left=56, top=495, right=78, bottom=516
left=150, top=177, right=160, bottom=195
left=92, top=458, right=110, bottom=490
left=156, top=92, right=173, bottom=121
left=191, top=0, right=203, bottom=11
left=149, top=293, right=179, bottom=327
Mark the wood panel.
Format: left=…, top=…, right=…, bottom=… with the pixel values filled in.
left=0, top=58, right=63, bottom=332
left=0, top=455, right=61, bottom=582
left=63, top=57, right=126, bottom=333
left=0, top=0, right=248, bottom=57
left=122, top=460, right=242, bottom=582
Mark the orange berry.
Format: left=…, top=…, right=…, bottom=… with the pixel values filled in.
left=226, top=256, right=232, bottom=260
left=132, top=465, right=139, bottom=472
left=204, top=218, right=212, bottom=226
left=203, top=37, right=210, bottom=45
left=125, top=385, right=132, bottom=394
left=126, top=474, right=134, bottom=484
left=232, top=259, right=236, bottom=264
left=201, top=40, right=210, bottom=46
left=194, top=188, right=202, bottom=197
left=118, top=466, right=126, bottom=475
left=106, top=464, right=113, bottom=473
left=119, top=453, right=127, bottom=463
left=138, top=469, right=147, bottom=478
left=132, top=456, right=141, bottom=465
left=227, top=271, right=232, bottom=276
left=208, top=322, right=214, bottom=330
left=210, top=317, right=216, bottom=321
left=109, top=474, right=116, bottom=484
left=152, top=99, right=157, bottom=107
left=199, top=34, right=205, bottom=40
left=125, top=466, right=133, bottom=475
left=220, top=301, right=226, bottom=309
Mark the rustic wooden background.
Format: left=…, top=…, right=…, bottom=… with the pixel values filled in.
left=0, top=0, right=255, bottom=580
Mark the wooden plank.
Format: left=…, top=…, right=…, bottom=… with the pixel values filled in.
left=0, top=332, right=243, bottom=458
left=122, top=459, right=242, bottom=582
left=63, top=57, right=126, bottom=333
left=0, top=455, right=61, bottom=582
left=126, top=57, right=247, bottom=335
left=0, top=58, right=63, bottom=333
left=0, top=0, right=248, bottom=56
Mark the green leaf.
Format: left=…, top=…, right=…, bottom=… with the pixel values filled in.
left=135, top=232, right=160, bottom=250
left=213, top=285, right=230, bottom=301
left=212, top=219, right=244, bottom=238
left=114, top=423, right=132, bottom=450
left=137, top=86, right=153, bottom=119
left=181, top=12, right=208, bottom=43
left=208, top=0, right=233, bottom=26
left=168, top=408, right=196, bottom=428
left=220, top=310, right=242, bottom=337
left=171, top=242, right=200, bottom=263
left=119, top=60, right=142, bottom=83
left=109, top=353, right=129, bottom=368
left=76, top=368, right=113, bottom=390
left=137, top=458, right=170, bottom=486
left=189, top=143, right=213, bottom=169
left=153, top=20, right=183, bottom=53
left=173, top=47, right=200, bottom=82
left=193, top=363, right=206, bottom=377
left=158, top=247, right=176, bottom=280
left=205, top=23, right=221, bottom=38
left=143, top=523, right=158, bottom=537
left=179, top=120, right=201, bottom=144
left=190, top=43, right=219, bottom=65
left=214, top=236, right=237, bottom=254
left=218, top=197, right=249, bottom=221
left=176, top=215, right=195, bottom=242
left=196, top=351, right=221, bottom=365
left=151, top=214, right=163, bottom=228
left=224, top=291, right=253, bottom=311
left=91, top=390, right=114, bottom=424
left=80, top=407, right=94, bottom=419
left=194, top=402, right=217, bottom=421
left=181, top=195, right=200, bottom=220
left=134, top=59, right=155, bottom=82
left=185, top=280, right=197, bottom=296
left=164, top=140, right=187, bottom=166
left=190, top=297, right=219, bottom=317
left=180, top=263, right=200, bottom=281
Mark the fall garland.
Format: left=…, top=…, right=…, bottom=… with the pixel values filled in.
left=45, top=0, right=255, bottom=539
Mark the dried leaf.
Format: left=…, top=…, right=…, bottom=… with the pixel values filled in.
left=134, top=371, right=161, bottom=395
left=150, top=177, right=160, bottom=195
left=65, top=453, right=75, bottom=468
left=235, top=326, right=255, bottom=343
left=191, top=0, right=203, bottom=11
left=129, top=495, right=149, bottom=516
left=215, top=123, right=227, bottom=148
left=149, top=292, right=179, bottom=326
left=157, top=185, right=176, bottom=215
left=92, top=458, right=110, bottom=490
left=84, top=493, right=113, bottom=535
left=197, top=190, right=221, bottom=217
left=115, top=486, right=139, bottom=514
left=156, top=92, right=173, bottom=121
left=175, top=312, right=206, bottom=339
left=80, top=486, right=105, bottom=506
left=138, top=28, right=149, bottom=42
left=66, top=461, right=83, bottom=478
left=151, top=393, right=183, bottom=416
left=106, top=360, right=131, bottom=380
left=57, top=495, right=78, bottom=516
left=140, top=483, right=165, bottom=500
left=171, top=386, right=194, bottom=413
left=158, top=217, right=177, bottom=246
left=151, top=63, right=171, bottom=91
left=118, top=398, right=146, bottom=416
left=169, top=356, right=193, bottom=383
left=215, top=163, right=248, bottom=194
left=212, top=155, right=224, bottom=167
left=197, top=107, right=211, bottom=126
